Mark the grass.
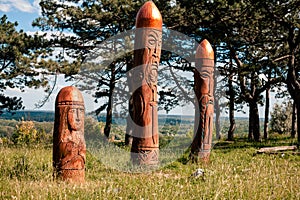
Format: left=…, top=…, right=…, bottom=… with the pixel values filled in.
left=0, top=135, right=299, bottom=200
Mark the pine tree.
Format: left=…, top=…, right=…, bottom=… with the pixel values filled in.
left=0, top=15, right=55, bottom=114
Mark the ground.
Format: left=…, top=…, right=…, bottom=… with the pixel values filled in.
left=0, top=135, right=299, bottom=199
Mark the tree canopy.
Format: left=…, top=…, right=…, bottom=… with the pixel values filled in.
left=0, top=15, right=56, bottom=114
left=2, top=0, right=299, bottom=144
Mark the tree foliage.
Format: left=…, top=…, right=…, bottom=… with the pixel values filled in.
left=270, top=101, right=293, bottom=135
left=165, top=0, right=299, bottom=141
left=34, top=0, right=178, bottom=137
left=0, top=15, right=60, bottom=114
left=4, top=0, right=298, bottom=142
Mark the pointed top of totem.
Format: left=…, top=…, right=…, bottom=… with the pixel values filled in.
left=136, top=1, right=162, bottom=29
left=56, top=86, right=84, bottom=106
left=196, top=39, right=214, bottom=59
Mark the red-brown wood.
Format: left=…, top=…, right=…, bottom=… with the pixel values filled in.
left=135, top=1, right=163, bottom=29
left=53, top=86, right=86, bottom=183
left=130, top=1, right=162, bottom=166
left=190, top=39, right=215, bottom=163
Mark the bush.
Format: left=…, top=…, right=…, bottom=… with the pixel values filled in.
left=11, top=120, right=40, bottom=145
left=84, top=116, right=104, bottom=140
left=0, top=126, right=14, bottom=138
left=270, top=101, right=293, bottom=134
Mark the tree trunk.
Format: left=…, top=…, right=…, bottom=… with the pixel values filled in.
left=104, top=98, right=113, bottom=138
left=285, top=29, right=300, bottom=147
left=291, top=100, right=297, bottom=138
left=253, top=110, right=261, bottom=142
left=125, top=99, right=133, bottom=146
left=228, top=103, right=235, bottom=141
left=249, top=99, right=260, bottom=142
left=215, top=97, right=221, bottom=140
left=297, top=96, right=300, bottom=148
left=104, top=64, right=116, bottom=138
left=214, top=48, right=221, bottom=140
left=227, top=71, right=235, bottom=141
left=125, top=54, right=134, bottom=146
left=264, top=87, right=270, bottom=139
left=248, top=105, right=253, bottom=140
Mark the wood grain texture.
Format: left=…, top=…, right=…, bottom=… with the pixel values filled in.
left=53, top=86, right=86, bottom=183
left=191, top=40, right=215, bottom=163
left=130, top=1, right=162, bottom=166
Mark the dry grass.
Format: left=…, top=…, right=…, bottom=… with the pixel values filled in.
left=0, top=137, right=299, bottom=199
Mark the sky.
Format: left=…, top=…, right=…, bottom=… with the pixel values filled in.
left=0, top=0, right=40, bottom=31
left=0, top=0, right=280, bottom=117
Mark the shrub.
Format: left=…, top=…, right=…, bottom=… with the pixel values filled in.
left=84, top=116, right=104, bottom=140
left=11, top=120, right=39, bottom=145
left=270, top=101, right=293, bottom=134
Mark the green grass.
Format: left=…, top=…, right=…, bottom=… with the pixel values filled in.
left=0, top=136, right=299, bottom=200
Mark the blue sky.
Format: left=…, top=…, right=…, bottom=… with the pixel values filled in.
left=0, top=0, right=40, bottom=31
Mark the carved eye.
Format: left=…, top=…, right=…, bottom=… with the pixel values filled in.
left=148, top=34, right=157, bottom=46
left=198, top=68, right=212, bottom=78
left=79, top=108, right=84, bottom=113
left=69, top=109, right=76, bottom=113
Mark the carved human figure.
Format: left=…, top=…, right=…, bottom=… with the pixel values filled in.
left=130, top=1, right=162, bottom=166
left=190, top=39, right=215, bottom=163
left=53, top=86, right=86, bottom=182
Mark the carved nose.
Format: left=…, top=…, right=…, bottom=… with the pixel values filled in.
left=76, top=112, right=81, bottom=121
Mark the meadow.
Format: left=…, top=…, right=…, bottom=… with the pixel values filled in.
left=0, top=117, right=299, bottom=199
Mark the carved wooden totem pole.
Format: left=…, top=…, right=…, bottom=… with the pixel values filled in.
left=53, top=86, right=86, bottom=182
left=190, top=39, right=215, bottom=163
left=130, top=1, right=162, bottom=166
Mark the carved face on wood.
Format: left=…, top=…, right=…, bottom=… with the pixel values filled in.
left=198, top=64, right=214, bottom=95
left=145, top=29, right=162, bottom=86
left=195, top=57, right=214, bottom=97
left=53, top=86, right=86, bottom=182
left=67, top=107, right=84, bottom=131
left=133, top=28, right=162, bottom=86
left=130, top=1, right=162, bottom=166
left=191, top=39, right=215, bottom=163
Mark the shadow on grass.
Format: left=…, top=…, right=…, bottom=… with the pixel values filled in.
left=172, top=135, right=299, bottom=166
left=213, top=135, right=298, bottom=150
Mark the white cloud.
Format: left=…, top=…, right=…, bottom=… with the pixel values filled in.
left=0, top=3, right=12, bottom=12
left=0, top=0, right=40, bottom=13
left=32, top=0, right=39, bottom=7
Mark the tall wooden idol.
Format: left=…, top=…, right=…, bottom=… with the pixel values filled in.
left=130, top=1, right=162, bottom=166
left=190, top=39, right=215, bottom=163
left=53, top=86, right=86, bottom=182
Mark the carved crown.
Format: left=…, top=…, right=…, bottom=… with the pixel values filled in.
left=56, top=86, right=84, bottom=106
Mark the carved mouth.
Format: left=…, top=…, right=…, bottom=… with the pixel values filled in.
left=76, top=122, right=82, bottom=126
